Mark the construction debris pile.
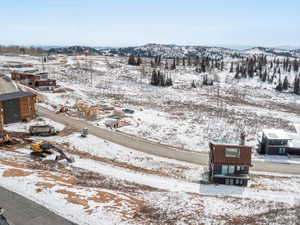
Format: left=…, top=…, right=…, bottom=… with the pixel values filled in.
left=56, top=101, right=134, bottom=129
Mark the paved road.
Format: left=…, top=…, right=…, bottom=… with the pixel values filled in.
left=0, top=186, right=77, bottom=225
left=38, top=106, right=300, bottom=175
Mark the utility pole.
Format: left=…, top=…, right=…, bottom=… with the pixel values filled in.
left=42, top=56, right=45, bottom=72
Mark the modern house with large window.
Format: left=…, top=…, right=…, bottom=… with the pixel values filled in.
left=209, top=142, right=252, bottom=186
left=257, top=129, right=292, bottom=155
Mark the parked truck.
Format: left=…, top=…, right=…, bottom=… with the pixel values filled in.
left=29, top=125, right=59, bottom=136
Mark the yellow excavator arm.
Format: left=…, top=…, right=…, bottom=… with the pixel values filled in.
left=30, top=142, right=44, bottom=152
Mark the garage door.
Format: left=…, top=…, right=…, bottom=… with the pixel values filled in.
left=3, top=99, right=21, bottom=124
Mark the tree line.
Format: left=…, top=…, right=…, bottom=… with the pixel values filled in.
left=0, top=45, right=46, bottom=55
left=231, top=55, right=300, bottom=95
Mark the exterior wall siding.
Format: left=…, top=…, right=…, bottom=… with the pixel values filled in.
left=266, top=146, right=287, bottom=155
left=210, top=143, right=252, bottom=166
left=0, top=96, right=36, bottom=124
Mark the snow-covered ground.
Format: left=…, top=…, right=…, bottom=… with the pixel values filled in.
left=1, top=54, right=300, bottom=224
left=2, top=54, right=300, bottom=154
left=0, top=121, right=300, bottom=224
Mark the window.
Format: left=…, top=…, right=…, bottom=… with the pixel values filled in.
left=278, top=148, right=286, bottom=154
left=225, top=148, right=240, bottom=158
left=222, top=165, right=228, bottom=175
left=236, top=166, right=241, bottom=171
left=228, top=166, right=235, bottom=174
left=222, top=165, right=235, bottom=175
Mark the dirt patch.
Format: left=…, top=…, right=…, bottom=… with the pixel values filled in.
left=36, top=182, right=56, bottom=189
left=39, top=172, right=78, bottom=186
left=0, top=159, right=28, bottom=169
left=36, top=188, right=43, bottom=193
left=3, top=168, right=33, bottom=177
left=59, top=142, right=189, bottom=181
left=56, top=189, right=89, bottom=208
left=72, top=167, right=163, bottom=192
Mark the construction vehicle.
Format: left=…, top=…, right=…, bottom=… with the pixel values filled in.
left=30, top=141, right=75, bottom=163
left=0, top=134, right=17, bottom=145
left=29, top=125, right=59, bottom=136
left=81, top=128, right=88, bottom=137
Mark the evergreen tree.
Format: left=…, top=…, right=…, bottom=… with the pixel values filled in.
left=220, top=61, right=224, bottom=71
left=171, top=58, right=176, bottom=70
left=283, top=76, right=289, bottom=90
left=293, top=59, right=299, bottom=72
left=262, top=70, right=267, bottom=82
left=165, top=60, right=169, bottom=70
left=187, top=56, right=191, bottom=66
left=191, top=80, right=196, bottom=88
left=136, top=56, right=142, bottom=66
left=276, top=77, right=283, bottom=92
left=294, top=76, right=300, bottom=95
left=229, top=62, right=234, bottom=73
left=128, top=54, right=136, bottom=65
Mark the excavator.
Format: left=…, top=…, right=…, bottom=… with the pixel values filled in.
left=0, top=134, right=18, bottom=146
left=30, top=141, right=75, bottom=163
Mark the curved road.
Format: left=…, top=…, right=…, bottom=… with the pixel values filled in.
left=38, top=106, right=300, bottom=175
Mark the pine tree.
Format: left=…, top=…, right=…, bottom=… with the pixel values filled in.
left=293, top=59, right=299, bottom=72
left=220, top=61, right=224, bottom=71
left=165, top=60, right=169, bottom=70
left=151, top=70, right=157, bottom=85
left=262, top=70, right=267, bottom=82
left=294, top=76, right=300, bottom=95
left=229, top=62, right=234, bottom=73
left=171, top=58, right=176, bottom=70
left=136, top=56, right=142, bottom=65
left=187, top=57, right=191, bottom=66
left=235, top=64, right=240, bottom=79
left=276, top=77, right=283, bottom=92
left=283, top=76, right=289, bottom=90
left=128, top=54, right=136, bottom=65
left=191, top=80, right=196, bottom=88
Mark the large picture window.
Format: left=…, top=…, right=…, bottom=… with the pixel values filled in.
left=222, top=165, right=235, bottom=175
left=225, top=148, right=240, bottom=158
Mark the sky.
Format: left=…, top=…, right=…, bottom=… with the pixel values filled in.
left=0, top=0, right=300, bottom=47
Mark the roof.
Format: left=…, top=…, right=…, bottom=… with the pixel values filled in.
left=0, top=91, right=36, bottom=101
left=262, top=129, right=291, bottom=140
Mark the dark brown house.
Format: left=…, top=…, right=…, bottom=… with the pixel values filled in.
left=0, top=92, right=36, bottom=125
left=33, top=79, right=56, bottom=91
left=209, top=142, right=252, bottom=186
left=11, top=72, right=40, bottom=81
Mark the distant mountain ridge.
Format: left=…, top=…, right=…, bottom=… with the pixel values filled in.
left=48, top=44, right=300, bottom=58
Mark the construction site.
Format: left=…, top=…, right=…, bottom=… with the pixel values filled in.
left=0, top=54, right=300, bottom=225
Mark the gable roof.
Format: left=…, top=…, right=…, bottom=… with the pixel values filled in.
left=0, top=91, right=36, bottom=101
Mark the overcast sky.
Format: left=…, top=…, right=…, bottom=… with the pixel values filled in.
left=1, top=0, right=300, bottom=47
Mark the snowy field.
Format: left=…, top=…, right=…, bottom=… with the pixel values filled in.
left=1, top=54, right=300, bottom=153
left=1, top=118, right=300, bottom=224
left=1, top=53, right=300, bottom=223
left=3, top=54, right=299, bottom=153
